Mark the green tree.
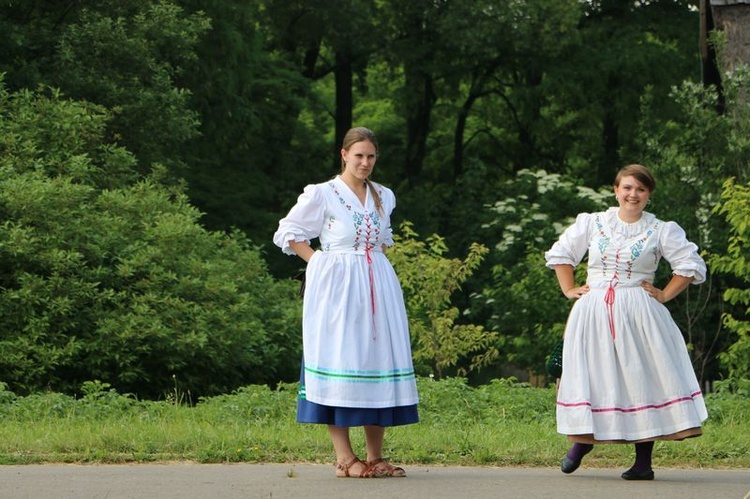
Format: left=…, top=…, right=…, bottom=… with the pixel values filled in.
left=262, top=0, right=383, bottom=157
left=0, top=80, right=302, bottom=398
left=388, top=221, right=495, bottom=378
left=474, top=170, right=610, bottom=378
left=627, top=61, right=750, bottom=383
left=370, top=0, right=698, bottom=273
left=435, top=0, right=581, bottom=179
left=0, top=1, right=210, bottom=179
left=52, top=1, right=210, bottom=174
left=177, top=1, right=311, bottom=242
left=708, top=178, right=750, bottom=386
left=565, top=0, right=700, bottom=186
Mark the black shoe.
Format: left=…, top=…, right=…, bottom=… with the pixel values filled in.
left=561, top=456, right=581, bottom=474
left=621, top=468, right=655, bottom=481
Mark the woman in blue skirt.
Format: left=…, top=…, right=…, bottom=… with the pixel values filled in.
left=273, top=127, right=419, bottom=478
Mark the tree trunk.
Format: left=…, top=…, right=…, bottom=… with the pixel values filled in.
left=403, top=67, right=435, bottom=187
left=701, top=0, right=725, bottom=112
left=334, top=50, right=353, bottom=173
left=600, top=74, right=621, bottom=186
left=453, top=94, right=477, bottom=180
left=710, top=1, right=750, bottom=106
left=710, top=1, right=750, bottom=74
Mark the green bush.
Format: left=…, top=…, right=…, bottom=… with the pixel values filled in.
left=388, top=221, right=494, bottom=378
left=474, top=169, right=608, bottom=377
left=708, top=178, right=750, bottom=386
left=0, top=79, right=302, bottom=399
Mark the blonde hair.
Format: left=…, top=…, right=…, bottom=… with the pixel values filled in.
left=340, top=127, right=383, bottom=214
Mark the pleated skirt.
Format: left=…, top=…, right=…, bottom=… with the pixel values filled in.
left=557, top=285, right=707, bottom=442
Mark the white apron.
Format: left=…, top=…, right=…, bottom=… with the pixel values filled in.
left=274, top=176, right=419, bottom=408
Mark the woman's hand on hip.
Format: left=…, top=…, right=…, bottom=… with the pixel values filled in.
left=563, top=285, right=590, bottom=300
left=641, top=281, right=664, bottom=303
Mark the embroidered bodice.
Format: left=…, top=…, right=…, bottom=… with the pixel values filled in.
left=273, top=175, right=395, bottom=255
left=545, top=208, right=706, bottom=287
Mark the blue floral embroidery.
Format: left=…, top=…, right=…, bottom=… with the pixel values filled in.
left=622, top=224, right=658, bottom=278
left=630, top=225, right=658, bottom=262
left=595, top=215, right=660, bottom=280
left=594, top=215, right=612, bottom=275
left=329, top=182, right=383, bottom=251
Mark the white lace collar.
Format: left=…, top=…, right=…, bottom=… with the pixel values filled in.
left=603, top=207, right=656, bottom=239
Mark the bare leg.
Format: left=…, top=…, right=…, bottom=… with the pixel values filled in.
left=328, top=425, right=366, bottom=476
left=328, top=425, right=356, bottom=462
left=363, top=425, right=385, bottom=462
left=364, top=425, right=406, bottom=477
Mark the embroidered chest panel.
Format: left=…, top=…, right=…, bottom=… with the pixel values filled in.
left=593, top=214, right=660, bottom=281
left=326, top=181, right=384, bottom=251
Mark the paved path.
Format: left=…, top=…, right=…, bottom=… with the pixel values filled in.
left=0, top=463, right=748, bottom=499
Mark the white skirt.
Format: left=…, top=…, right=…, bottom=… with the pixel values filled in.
left=302, top=249, right=419, bottom=409
left=557, top=283, right=708, bottom=442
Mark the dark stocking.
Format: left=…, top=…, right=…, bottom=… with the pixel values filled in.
left=566, top=443, right=594, bottom=462
left=631, top=441, right=655, bottom=472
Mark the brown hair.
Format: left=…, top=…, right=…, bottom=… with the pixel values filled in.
left=614, top=164, right=656, bottom=193
left=340, top=127, right=383, bottom=214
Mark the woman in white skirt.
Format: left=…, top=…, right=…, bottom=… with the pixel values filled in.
left=273, top=127, right=419, bottom=478
left=544, top=164, right=708, bottom=480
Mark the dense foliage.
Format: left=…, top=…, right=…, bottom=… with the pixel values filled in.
left=709, top=178, right=750, bottom=386
left=0, top=81, right=301, bottom=398
left=388, top=222, right=494, bottom=378
left=0, top=1, right=748, bottom=396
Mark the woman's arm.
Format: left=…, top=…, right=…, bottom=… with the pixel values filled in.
left=641, top=275, right=693, bottom=303
left=289, top=240, right=316, bottom=263
left=554, top=264, right=590, bottom=300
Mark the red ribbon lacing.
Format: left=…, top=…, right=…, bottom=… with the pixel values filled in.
left=604, top=280, right=618, bottom=340
left=365, top=246, right=376, bottom=341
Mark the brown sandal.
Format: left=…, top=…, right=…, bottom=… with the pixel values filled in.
left=366, top=458, right=406, bottom=477
left=335, top=457, right=385, bottom=478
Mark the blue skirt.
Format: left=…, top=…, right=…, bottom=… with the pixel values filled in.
left=297, top=364, right=419, bottom=427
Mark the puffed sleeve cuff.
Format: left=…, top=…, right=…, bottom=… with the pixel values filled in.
left=383, top=229, right=395, bottom=247
left=660, top=221, right=707, bottom=285
left=274, top=233, right=311, bottom=256
left=380, top=185, right=396, bottom=247
left=544, top=213, right=593, bottom=269
left=273, top=184, right=326, bottom=256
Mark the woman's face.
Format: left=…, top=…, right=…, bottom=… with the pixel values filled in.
left=341, top=140, right=377, bottom=182
left=614, top=175, right=651, bottom=217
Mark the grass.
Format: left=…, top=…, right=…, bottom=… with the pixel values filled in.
left=0, top=377, right=748, bottom=468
